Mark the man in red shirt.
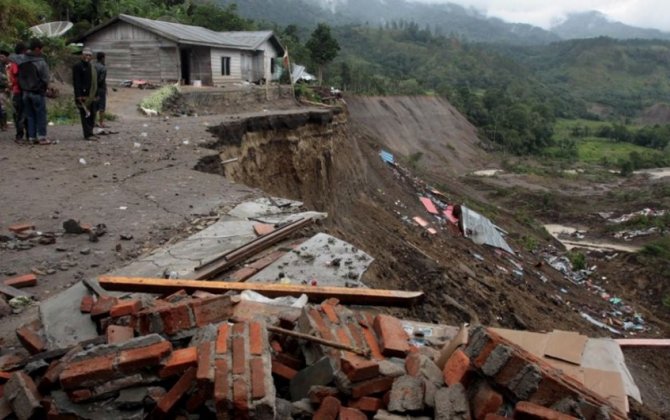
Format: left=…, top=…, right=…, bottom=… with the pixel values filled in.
left=6, top=43, right=27, bottom=141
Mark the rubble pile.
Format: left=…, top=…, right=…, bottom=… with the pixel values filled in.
left=0, top=290, right=629, bottom=419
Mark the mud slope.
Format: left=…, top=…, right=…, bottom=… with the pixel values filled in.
left=346, top=95, right=489, bottom=174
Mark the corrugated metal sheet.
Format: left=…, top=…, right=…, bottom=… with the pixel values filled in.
left=117, top=15, right=274, bottom=50
left=379, top=150, right=395, bottom=164
left=460, top=205, right=514, bottom=254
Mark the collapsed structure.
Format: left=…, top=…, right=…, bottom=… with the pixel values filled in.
left=0, top=195, right=642, bottom=419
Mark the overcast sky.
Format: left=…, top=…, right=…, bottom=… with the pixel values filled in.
left=412, top=0, right=670, bottom=31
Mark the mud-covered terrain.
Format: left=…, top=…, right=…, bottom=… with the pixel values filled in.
left=0, top=90, right=668, bottom=417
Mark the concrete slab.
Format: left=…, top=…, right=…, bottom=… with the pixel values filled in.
left=248, top=233, right=373, bottom=287
left=228, top=197, right=303, bottom=219
left=39, top=282, right=99, bottom=350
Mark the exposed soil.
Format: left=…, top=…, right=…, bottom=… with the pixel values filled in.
left=0, top=88, right=668, bottom=417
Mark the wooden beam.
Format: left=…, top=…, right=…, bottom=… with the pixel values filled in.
left=98, top=276, right=423, bottom=307
left=616, top=338, right=670, bottom=347
left=267, top=325, right=368, bottom=356
left=193, top=217, right=314, bottom=280
left=0, top=283, right=35, bottom=300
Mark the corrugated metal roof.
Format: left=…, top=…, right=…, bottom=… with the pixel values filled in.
left=460, top=204, right=514, bottom=254
left=117, top=15, right=275, bottom=50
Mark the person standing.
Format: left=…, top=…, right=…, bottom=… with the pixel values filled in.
left=17, top=38, right=51, bottom=145
left=72, top=47, right=98, bottom=140
left=0, top=50, right=8, bottom=131
left=6, top=43, right=28, bottom=142
left=95, top=51, right=107, bottom=128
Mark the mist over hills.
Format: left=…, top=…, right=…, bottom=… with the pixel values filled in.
left=220, top=0, right=670, bottom=44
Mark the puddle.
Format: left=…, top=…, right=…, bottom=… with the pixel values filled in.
left=544, top=224, right=642, bottom=253
left=634, top=167, right=670, bottom=179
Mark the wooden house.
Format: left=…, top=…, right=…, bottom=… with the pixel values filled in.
left=77, top=14, right=285, bottom=86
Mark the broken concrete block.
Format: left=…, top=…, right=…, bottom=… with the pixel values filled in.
left=387, top=375, right=424, bottom=413
left=378, top=359, right=406, bottom=378
left=434, top=384, right=471, bottom=420
left=405, top=353, right=443, bottom=386
left=5, top=371, right=44, bottom=420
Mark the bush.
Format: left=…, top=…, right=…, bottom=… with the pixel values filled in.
left=47, top=97, right=79, bottom=125
left=139, top=85, right=180, bottom=114
left=568, top=251, right=586, bottom=270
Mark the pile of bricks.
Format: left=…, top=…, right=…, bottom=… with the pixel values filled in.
left=0, top=293, right=627, bottom=419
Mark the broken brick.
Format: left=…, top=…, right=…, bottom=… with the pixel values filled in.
left=271, top=358, right=298, bottom=380
left=373, top=314, right=410, bottom=357
left=351, top=375, right=395, bottom=399
left=308, top=385, right=339, bottom=405
left=341, top=354, right=379, bottom=382
left=314, top=395, right=341, bottom=420
left=90, top=295, right=119, bottom=320
left=216, top=323, right=229, bottom=354
left=160, top=347, right=198, bottom=378
left=349, top=396, right=383, bottom=413
left=250, top=357, right=265, bottom=400
left=118, top=340, right=173, bottom=373
left=16, top=324, right=46, bottom=355
left=214, top=359, right=229, bottom=413
left=106, top=325, right=134, bottom=344
left=152, top=367, right=196, bottom=417
left=253, top=223, right=275, bottom=236
left=4, top=274, right=37, bottom=288
left=471, top=381, right=504, bottom=420
left=339, top=406, right=367, bottom=420
left=80, top=295, right=94, bottom=313
left=110, top=299, right=142, bottom=318
left=8, top=223, right=35, bottom=234
left=59, top=355, right=116, bottom=389
left=159, top=304, right=194, bottom=335
left=249, top=321, right=264, bottom=355
left=196, top=341, right=214, bottom=385
left=191, top=295, right=232, bottom=327
left=233, top=376, right=249, bottom=416
left=443, top=349, right=472, bottom=386
left=232, top=336, right=246, bottom=375
left=4, top=371, right=43, bottom=420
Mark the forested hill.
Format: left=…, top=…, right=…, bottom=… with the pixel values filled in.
left=216, top=0, right=560, bottom=46
left=551, top=11, right=670, bottom=41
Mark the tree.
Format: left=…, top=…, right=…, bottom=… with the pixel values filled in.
left=306, top=23, right=340, bottom=84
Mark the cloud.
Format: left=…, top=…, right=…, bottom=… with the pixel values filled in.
left=410, top=0, right=670, bottom=31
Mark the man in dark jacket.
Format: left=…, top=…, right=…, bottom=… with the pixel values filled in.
left=95, top=51, right=107, bottom=128
left=72, top=47, right=98, bottom=140
left=17, top=38, right=51, bottom=145
left=6, top=43, right=28, bottom=141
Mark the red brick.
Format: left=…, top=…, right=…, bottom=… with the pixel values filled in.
left=109, top=299, right=142, bottom=318
left=162, top=289, right=189, bottom=303
left=271, top=358, right=298, bottom=380
left=0, top=372, right=10, bottom=383
left=405, top=352, right=421, bottom=377
left=232, top=336, right=246, bottom=375
left=485, top=415, right=510, bottom=420
left=233, top=322, right=246, bottom=335
left=373, top=315, right=410, bottom=358
left=250, top=357, right=265, bottom=400
left=38, top=361, right=63, bottom=393
left=471, top=381, right=504, bottom=420
left=153, top=367, right=196, bottom=417
left=118, top=341, right=173, bottom=373
left=308, top=308, right=335, bottom=341
left=80, top=295, right=94, bottom=313
left=191, top=295, right=232, bottom=327
left=361, top=326, right=384, bottom=360
left=308, top=386, right=339, bottom=404
left=314, top=395, right=340, bottom=420
left=106, top=325, right=134, bottom=344
left=16, top=325, right=46, bottom=354
left=349, top=396, right=383, bottom=413
left=68, top=389, right=93, bottom=403
left=216, top=323, right=230, bottom=354
left=347, top=323, right=366, bottom=349
left=59, top=355, right=116, bottom=389
left=90, top=295, right=119, bottom=320
left=341, top=354, right=379, bottom=382
left=160, top=347, right=198, bottom=378
left=253, top=223, right=275, bottom=236
left=339, top=406, right=367, bottom=420
left=351, top=376, right=395, bottom=399
left=443, top=349, right=472, bottom=386
left=4, top=274, right=37, bottom=288
left=160, top=304, right=194, bottom=335
left=8, top=223, right=34, bottom=233
left=275, top=352, right=302, bottom=370
left=514, top=401, right=578, bottom=420
left=185, top=386, right=210, bottom=413
left=214, top=359, right=229, bottom=412
left=196, top=341, right=214, bottom=384
left=249, top=321, right=263, bottom=355
left=321, top=302, right=340, bottom=324
left=270, top=340, right=282, bottom=353
left=229, top=267, right=257, bottom=282
left=233, top=377, right=249, bottom=417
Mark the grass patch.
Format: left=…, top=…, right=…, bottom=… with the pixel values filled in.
left=641, top=237, right=670, bottom=260
left=139, top=85, right=180, bottom=114
left=48, top=97, right=79, bottom=125
left=576, top=138, right=668, bottom=166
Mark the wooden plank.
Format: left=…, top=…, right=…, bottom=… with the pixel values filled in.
left=616, top=338, right=670, bottom=347
left=99, top=276, right=424, bottom=307
left=193, top=217, right=313, bottom=280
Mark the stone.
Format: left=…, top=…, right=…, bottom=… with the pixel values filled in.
left=387, top=375, right=424, bottom=413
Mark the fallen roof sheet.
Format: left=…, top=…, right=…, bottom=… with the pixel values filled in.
left=420, top=197, right=439, bottom=214
left=460, top=204, right=514, bottom=254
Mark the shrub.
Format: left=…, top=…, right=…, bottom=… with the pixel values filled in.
left=139, top=85, right=180, bottom=114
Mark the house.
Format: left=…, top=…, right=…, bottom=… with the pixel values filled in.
left=76, top=14, right=285, bottom=86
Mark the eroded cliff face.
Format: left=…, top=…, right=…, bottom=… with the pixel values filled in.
left=199, top=108, right=345, bottom=211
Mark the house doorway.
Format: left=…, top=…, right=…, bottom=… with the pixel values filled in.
left=180, top=49, right=191, bottom=85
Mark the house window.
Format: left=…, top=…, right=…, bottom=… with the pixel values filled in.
left=221, top=57, right=231, bottom=76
